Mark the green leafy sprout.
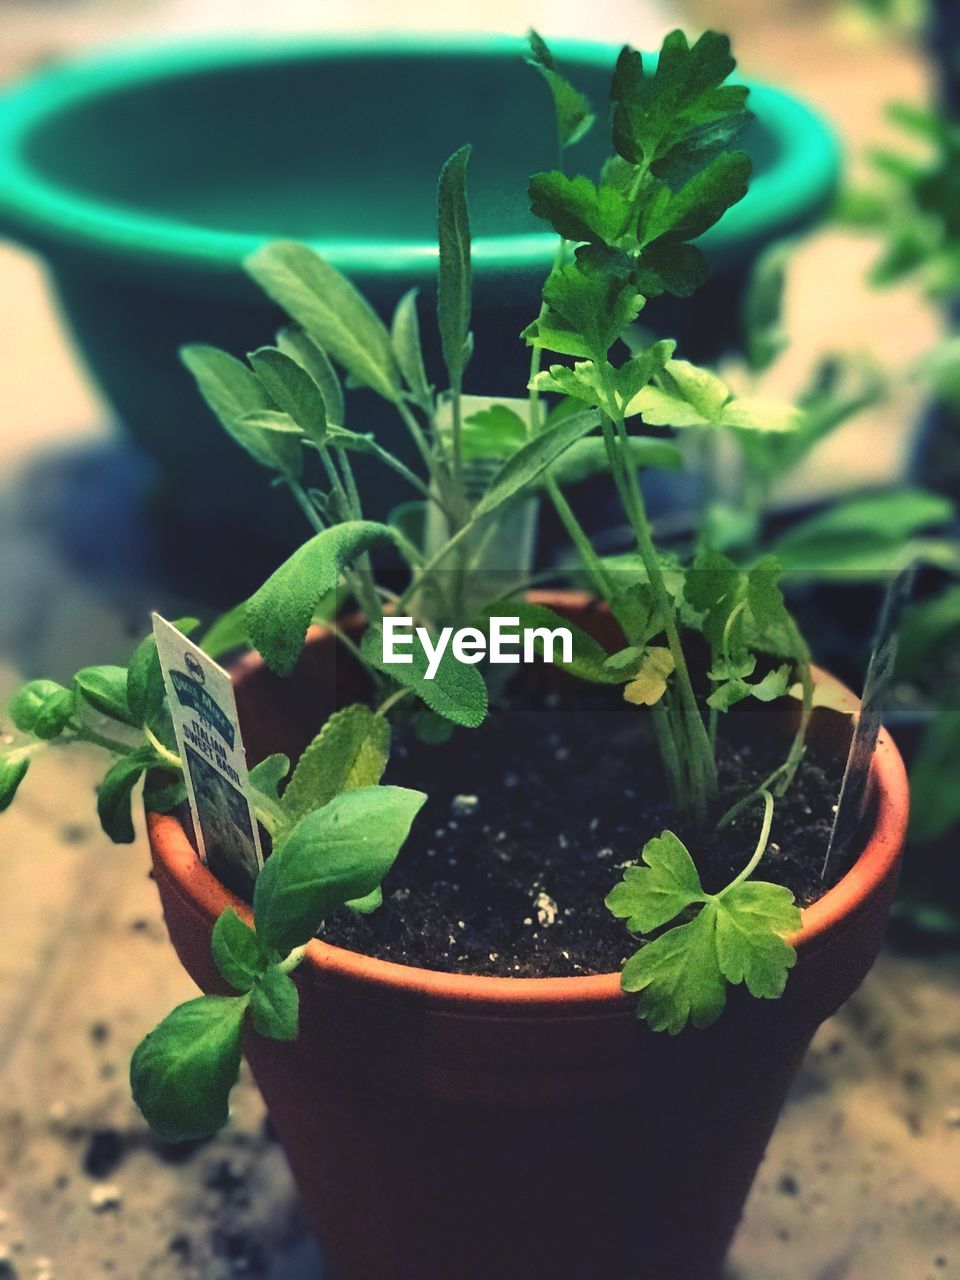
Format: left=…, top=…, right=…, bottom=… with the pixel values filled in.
left=0, top=28, right=826, bottom=1136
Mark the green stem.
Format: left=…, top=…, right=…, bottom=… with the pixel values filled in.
left=70, top=726, right=136, bottom=756
left=726, top=789, right=775, bottom=889
left=375, top=687, right=412, bottom=718
left=144, top=727, right=182, bottom=771
left=279, top=944, right=309, bottom=974
left=597, top=398, right=717, bottom=820
left=545, top=477, right=615, bottom=602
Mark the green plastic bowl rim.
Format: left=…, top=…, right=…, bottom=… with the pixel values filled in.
left=0, top=34, right=841, bottom=285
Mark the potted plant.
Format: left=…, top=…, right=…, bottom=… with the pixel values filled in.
left=0, top=30, right=908, bottom=1280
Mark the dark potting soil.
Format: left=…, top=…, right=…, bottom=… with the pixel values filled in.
left=317, top=694, right=848, bottom=978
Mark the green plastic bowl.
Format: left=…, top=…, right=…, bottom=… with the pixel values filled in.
left=0, top=36, right=840, bottom=530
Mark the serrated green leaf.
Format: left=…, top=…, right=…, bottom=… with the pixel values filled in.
left=714, top=881, right=800, bottom=997
left=612, top=30, right=748, bottom=176
left=621, top=906, right=727, bottom=1034
left=253, top=785, right=426, bottom=953
left=361, top=626, right=488, bottom=728
left=605, top=831, right=705, bottom=932
left=609, top=824, right=801, bottom=1034
left=528, top=171, right=631, bottom=244
left=249, top=346, right=327, bottom=444
left=97, top=747, right=154, bottom=843
left=280, top=704, right=390, bottom=830
left=8, top=680, right=72, bottom=737
left=437, top=146, right=473, bottom=386
left=622, top=646, right=675, bottom=705
left=212, top=907, right=277, bottom=993
left=391, top=289, right=432, bottom=406
left=630, top=359, right=799, bottom=432
left=246, top=243, right=401, bottom=402
left=470, top=410, right=600, bottom=519
left=526, top=30, right=595, bottom=149
left=249, top=965, right=299, bottom=1040
left=276, top=325, right=346, bottom=425
left=246, top=522, right=396, bottom=676
left=130, top=995, right=247, bottom=1142
left=0, top=749, right=31, bottom=812
left=75, top=665, right=137, bottom=726
left=526, top=245, right=644, bottom=360
left=460, top=404, right=528, bottom=460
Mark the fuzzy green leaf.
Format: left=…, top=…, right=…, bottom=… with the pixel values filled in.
left=181, top=345, right=302, bottom=477
left=361, top=626, right=488, bottom=728
left=253, top=785, right=426, bottom=953
left=249, top=965, right=299, bottom=1041
left=391, top=288, right=432, bottom=406
left=470, top=410, right=599, bottom=518
left=248, top=346, right=328, bottom=444
left=212, top=907, right=277, bottom=993
left=526, top=30, right=595, bottom=148
left=246, top=243, right=402, bottom=402
left=280, top=705, right=390, bottom=830
left=130, top=995, right=246, bottom=1142
left=437, top=145, right=473, bottom=386
left=276, top=325, right=346, bottom=425
left=246, top=522, right=396, bottom=676
left=199, top=604, right=250, bottom=662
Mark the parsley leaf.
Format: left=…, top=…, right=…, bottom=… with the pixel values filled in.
left=606, top=821, right=801, bottom=1034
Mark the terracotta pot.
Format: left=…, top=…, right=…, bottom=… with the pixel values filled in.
left=147, top=594, right=908, bottom=1280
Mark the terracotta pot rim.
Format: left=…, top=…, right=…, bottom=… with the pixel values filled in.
left=148, top=601, right=909, bottom=1011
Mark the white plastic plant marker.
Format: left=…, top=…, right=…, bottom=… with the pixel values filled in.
left=152, top=613, right=263, bottom=891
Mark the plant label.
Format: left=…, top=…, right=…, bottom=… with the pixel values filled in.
left=822, top=567, right=916, bottom=879
left=152, top=613, right=264, bottom=893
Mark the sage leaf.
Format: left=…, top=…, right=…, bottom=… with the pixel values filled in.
left=248, top=346, right=328, bottom=444
left=246, top=521, right=396, bottom=675
left=280, top=704, right=390, bottom=830
left=437, top=145, right=472, bottom=385
left=249, top=966, right=299, bottom=1041
left=181, top=345, right=302, bottom=476
left=212, top=907, right=277, bottom=993
left=361, top=626, right=488, bottom=728
left=471, top=410, right=599, bottom=518
left=276, top=325, right=346, bottom=425
left=391, top=288, right=432, bottom=405
left=130, top=995, right=247, bottom=1142
left=245, top=243, right=401, bottom=403
left=253, top=785, right=426, bottom=954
